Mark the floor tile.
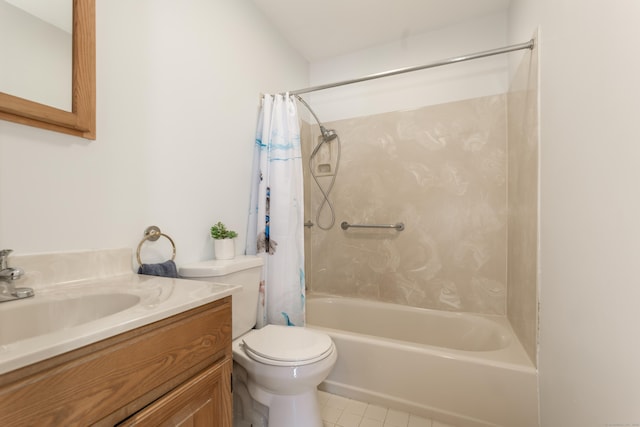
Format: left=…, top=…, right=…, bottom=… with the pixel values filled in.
left=364, top=404, right=388, bottom=421
left=327, top=394, right=351, bottom=410
left=344, top=399, right=368, bottom=416
left=322, top=405, right=343, bottom=423
left=408, top=414, right=433, bottom=427
left=337, top=411, right=364, bottom=427
left=315, top=391, right=443, bottom=427
left=385, top=409, right=410, bottom=426
left=360, top=419, right=385, bottom=427
left=318, top=390, right=332, bottom=407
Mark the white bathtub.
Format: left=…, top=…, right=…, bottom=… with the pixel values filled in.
left=306, top=295, right=539, bottom=427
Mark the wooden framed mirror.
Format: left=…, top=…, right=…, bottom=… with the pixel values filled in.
left=0, top=0, right=95, bottom=139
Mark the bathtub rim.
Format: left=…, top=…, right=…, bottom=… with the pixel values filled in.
left=306, top=293, right=536, bottom=371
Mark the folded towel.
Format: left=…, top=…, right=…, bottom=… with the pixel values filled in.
left=137, top=260, right=179, bottom=278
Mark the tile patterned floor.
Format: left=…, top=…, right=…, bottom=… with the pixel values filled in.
left=318, top=391, right=457, bottom=427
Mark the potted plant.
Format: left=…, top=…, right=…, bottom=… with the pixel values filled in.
left=210, top=221, right=238, bottom=260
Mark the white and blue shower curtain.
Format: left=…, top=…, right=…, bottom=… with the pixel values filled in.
left=247, top=93, right=305, bottom=328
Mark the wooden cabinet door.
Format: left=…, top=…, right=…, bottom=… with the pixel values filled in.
left=119, top=359, right=232, bottom=427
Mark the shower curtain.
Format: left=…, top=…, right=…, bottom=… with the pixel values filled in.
left=246, top=93, right=305, bottom=328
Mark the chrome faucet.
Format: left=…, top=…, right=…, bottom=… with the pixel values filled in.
left=0, top=249, right=34, bottom=302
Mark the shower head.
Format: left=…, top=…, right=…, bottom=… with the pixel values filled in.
left=320, top=126, right=338, bottom=142
left=310, top=129, right=338, bottom=157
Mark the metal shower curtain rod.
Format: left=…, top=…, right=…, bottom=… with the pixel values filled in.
left=288, top=39, right=534, bottom=96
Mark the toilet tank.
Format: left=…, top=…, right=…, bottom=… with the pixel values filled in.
left=179, top=255, right=263, bottom=339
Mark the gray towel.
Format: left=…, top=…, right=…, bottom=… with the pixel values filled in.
left=137, top=260, right=179, bottom=278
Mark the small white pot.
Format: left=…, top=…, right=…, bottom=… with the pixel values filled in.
left=214, top=238, right=235, bottom=260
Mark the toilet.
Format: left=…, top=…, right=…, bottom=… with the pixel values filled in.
left=179, top=255, right=336, bottom=427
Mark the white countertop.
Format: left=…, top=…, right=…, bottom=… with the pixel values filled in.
left=0, top=273, right=239, bottom=375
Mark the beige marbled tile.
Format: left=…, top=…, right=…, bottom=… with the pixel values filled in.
left=507, top=31, right=540, bottom=365
left=306, top=95, right=508, bottom=315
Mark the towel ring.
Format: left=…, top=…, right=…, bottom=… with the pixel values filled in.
left=136, top=225, right=176, bottom=265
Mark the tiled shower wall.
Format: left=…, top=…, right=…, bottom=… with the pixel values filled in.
left=507, top=40, right=539, bottom=364
left=304, top=95, right=509, bottom=315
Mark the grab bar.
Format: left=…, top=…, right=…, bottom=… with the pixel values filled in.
left=340, top=221, right=405, bottom=231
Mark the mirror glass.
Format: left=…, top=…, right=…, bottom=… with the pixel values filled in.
left=0, top=0, right=94, bottom=140
left=0, top=0, right=72, bottom=111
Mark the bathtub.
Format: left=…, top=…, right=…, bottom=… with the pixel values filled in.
left=306, top=295, right=539, bottom=427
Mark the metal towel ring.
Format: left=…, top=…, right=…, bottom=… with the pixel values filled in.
left=136, top=225, right=176, bottom=265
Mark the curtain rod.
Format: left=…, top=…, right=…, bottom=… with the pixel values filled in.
left=287, top=39, right=534, bottom=96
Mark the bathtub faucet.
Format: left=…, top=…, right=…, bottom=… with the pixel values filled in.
left=0, top=249, right=34, bottom=302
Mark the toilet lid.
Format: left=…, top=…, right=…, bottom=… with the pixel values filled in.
left=241, top=325, right=334, bottom=367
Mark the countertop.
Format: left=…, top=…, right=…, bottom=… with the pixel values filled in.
left=0, top=273, right=239, bottom=375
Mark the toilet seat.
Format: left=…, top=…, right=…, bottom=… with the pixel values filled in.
left=241, top=325, right=334, bottom=367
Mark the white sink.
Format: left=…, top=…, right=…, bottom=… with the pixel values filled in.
left=0, top=272, right=240, bottom=376
left=0, top=293, right=140, bottom=346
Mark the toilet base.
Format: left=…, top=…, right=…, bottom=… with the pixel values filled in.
left=248, top=382, right=322, bottom=427
left=233, top=365, right=268, bottom=427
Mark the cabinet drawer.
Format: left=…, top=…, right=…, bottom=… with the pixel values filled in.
left=0, top=297, right=231, bottom=426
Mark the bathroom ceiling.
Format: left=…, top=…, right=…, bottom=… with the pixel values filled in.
left=250, top=0, right=511, bottom=61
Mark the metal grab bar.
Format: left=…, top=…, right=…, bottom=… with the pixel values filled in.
left=340, top=221, right=405, bottom=231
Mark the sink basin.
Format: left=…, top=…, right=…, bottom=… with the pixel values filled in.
left=0, top=293, right=140, bottom=346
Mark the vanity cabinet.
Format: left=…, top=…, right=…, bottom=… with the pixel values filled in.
left=0, top=296, right=232, bottom=426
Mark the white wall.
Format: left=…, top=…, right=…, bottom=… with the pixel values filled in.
left=509, top=0, right=640, bottom=425
left=307, top=12, right=508, bottom=122
left=0, top=0, right=308, bottom=265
